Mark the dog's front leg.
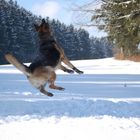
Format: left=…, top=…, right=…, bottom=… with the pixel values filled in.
left=62, top=56, right=84, bottom=74
left=55, top=43, right=83, bottom=74
left=60, top=65, right=74, bottom=74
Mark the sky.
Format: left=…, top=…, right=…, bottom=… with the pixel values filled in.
left=15, top=0, right=106, bottom=37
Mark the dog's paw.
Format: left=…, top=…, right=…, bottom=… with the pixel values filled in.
left=47, top=92, right=54, bottom=97
left=78, top=70, right=84, bottom=74
left=76, top=69, right=84, bottom=74
left=58, top=87, right=65, bottom=91
left=67, top=69, right=74, bottom=74
left=73, top=67, right=83, bottom=74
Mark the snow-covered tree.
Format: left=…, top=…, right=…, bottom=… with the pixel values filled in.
left=90, top=37, right=113, bottom=59
left=0, top=0, right=113, bottom=64
left=92, top=0, right=140, bottom=57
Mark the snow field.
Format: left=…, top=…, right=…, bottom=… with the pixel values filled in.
left=0, top=58, right=140, bottom=140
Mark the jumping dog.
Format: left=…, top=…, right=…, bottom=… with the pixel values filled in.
left=5, top=19, right=83, bottom=97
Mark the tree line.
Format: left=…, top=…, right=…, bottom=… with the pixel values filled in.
left=90, top=0, right=140, bottom=58
left=0, top=0, right=113, bottom=65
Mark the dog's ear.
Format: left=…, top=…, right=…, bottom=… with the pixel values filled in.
left=42, top=19, right=50, bottom=27
left=42, top=19, right=46, bottom=24
left=34, top=24, right=39, bottom=31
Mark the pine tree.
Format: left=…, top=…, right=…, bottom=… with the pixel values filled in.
left=90, top=37, right=113, bottom=59
left=92, top=0, right=140, bottom=57
left=77, top=28, right=91, bottom=59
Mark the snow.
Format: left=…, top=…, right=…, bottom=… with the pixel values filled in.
left=0, top=116, right=140, bottom=140
left=0, top=57, right=140, bottom=140
left=2, top=58, right=140, bottom=74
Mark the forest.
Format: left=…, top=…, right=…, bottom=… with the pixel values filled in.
left=0, top=0, right=113, bottom=65
left=90, top=0, right=140, bottom=58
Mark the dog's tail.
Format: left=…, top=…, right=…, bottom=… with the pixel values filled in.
left=5, top=54, right=31, bottom=76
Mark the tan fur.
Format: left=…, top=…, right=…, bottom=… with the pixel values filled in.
left=5, top=54, right=30, bottom=76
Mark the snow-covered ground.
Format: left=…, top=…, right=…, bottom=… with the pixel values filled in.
left=0, top=58, right=140, bottom=140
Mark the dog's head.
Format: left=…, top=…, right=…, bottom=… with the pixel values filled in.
left=34, top=19, right=52, bottom=36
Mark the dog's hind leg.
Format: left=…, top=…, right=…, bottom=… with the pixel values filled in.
left=49, top=71, right=65, bottom=90
left=39, top=85, right=53, bottom=97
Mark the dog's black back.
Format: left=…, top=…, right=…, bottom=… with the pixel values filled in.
left=29, top=20, right=60, bottom=72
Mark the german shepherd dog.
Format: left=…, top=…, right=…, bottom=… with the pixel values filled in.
left=5, top=19, right=83, bottom=97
